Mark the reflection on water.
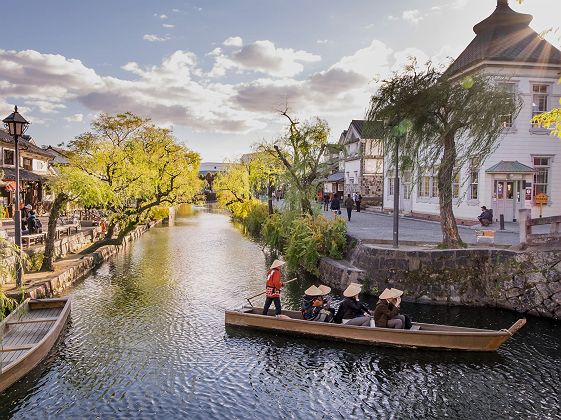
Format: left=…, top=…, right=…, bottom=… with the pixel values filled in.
left=1, top=207, right=560, bottom=419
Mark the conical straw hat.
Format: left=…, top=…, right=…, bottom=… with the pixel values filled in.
left=304, top=285, right=323, bottom=296
left=378, top=288, right=394, bottom=300
left=343, top=283, right=362, bottom=298
left=318, top=284, right=331, bottom=295
left=270, top=259, right=285, bottom=269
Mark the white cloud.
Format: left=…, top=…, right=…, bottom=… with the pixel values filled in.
left=209, top=40, right=321, bottom=78
left=0, top=41, right=442, bottom=139
left=223, top=36, right=243, bottom=47
left=402, top=9, right=423, bottom=24
left=387, top=15, right=399, bottom=21
left=64, top=113, right=83, bottom=122
left=162, top=24, right=175, bottom=29
left=159, top=14, right=168, bottom=19
left=316, top=39, right=329, bottom=44
left=172, top=8, right=180, bottom=13
left=143, top=34, right=171, bottom=42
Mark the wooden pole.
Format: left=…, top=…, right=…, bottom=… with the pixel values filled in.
left=246, top=277, right=298, bottom=306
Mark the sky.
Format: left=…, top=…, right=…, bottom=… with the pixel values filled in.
left=0, top=0, right=559, bottom=162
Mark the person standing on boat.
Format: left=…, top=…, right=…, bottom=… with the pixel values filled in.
left=262, top=259, right=285, bottom=316
left=333, top=283, right=371, bottom=326
left=373, top=288, right=406, bottom=329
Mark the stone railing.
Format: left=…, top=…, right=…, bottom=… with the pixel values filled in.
left=519, top=209, right=561, bottom=246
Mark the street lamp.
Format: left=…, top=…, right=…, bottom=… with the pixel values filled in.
left=3, top=106, right=30, bottom=288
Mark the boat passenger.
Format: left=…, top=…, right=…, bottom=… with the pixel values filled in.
left=373, top=288, right=406, bottom=329
left=318, top=284, right=335, bottom=318
left=333, top=283, right=371, bottom=326
left=262, top=259, right=285, bottom=316
left=301, top=285, right=325, bottom=321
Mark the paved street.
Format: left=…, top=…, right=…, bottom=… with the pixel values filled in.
left=322, top=207, right=524, bottom=246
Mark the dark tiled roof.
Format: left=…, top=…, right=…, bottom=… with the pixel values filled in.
left=447, top=0, right=561, bottom=76
left=0, top=129, right=54, bottom=159
left=1, top=166, right=48, bottom=182
left=346, top=120, right=384, bottom=142
left=327, top=172, right=344, bottom=182
left=44, top=146, right=70, bottom=164
left=485, top=160, right=535, bottom=173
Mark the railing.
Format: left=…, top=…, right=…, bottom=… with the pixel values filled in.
left=519, top=209, right=561, bottom=245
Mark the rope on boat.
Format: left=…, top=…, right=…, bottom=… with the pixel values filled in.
left=500, top=328, right=513, bottom=336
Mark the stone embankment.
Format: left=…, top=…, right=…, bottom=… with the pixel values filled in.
left=320, top=241, right=561, bottom=320
left=6, top=223, right=154, bottom=300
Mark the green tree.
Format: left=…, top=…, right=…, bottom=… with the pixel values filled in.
left=368, top=62, right=522, bottom=247
left=533, top=106, right=561, bottom=138
left=261, top=111, right=335, bottom=215
left=64, top=112, right=201, bottom=244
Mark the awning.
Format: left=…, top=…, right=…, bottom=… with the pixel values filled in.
left=327, top=172, right=345, bottom=182
left=4, top=181, right=16, bottom=192
left=1, top=167, right=47, bottom=182
left=485, top=160, right=536, bottom=174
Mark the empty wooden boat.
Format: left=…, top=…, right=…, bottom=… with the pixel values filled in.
left=225, top=307, right=526, bottom=352
left=1, top=298, right=71, bottom=392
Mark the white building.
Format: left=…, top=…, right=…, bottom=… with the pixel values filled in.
left=337, top=120, right=384, bottom=202
left=383, top=0, right=561, bottom=223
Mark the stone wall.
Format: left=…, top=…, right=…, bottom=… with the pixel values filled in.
left=6, top=223, right=153, bottom=300
left=319, top=243, right=561, bottom=320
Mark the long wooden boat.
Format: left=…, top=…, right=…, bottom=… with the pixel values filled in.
left=225, top=307, right=527, bottom=352
left=0, top=298, right=71, bottom=392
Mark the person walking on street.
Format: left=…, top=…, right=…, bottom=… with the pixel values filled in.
left=330, top=195, right=341, bottom=216
left=356, top=194, right=362, bottom=212
left=323, top=194, right=330, bottom=211
left=262, top=259, right=285, bottom=316
left=344, top=194, right=354, bottom=221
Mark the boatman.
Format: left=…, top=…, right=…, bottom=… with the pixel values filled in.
left=262, top=259, right=285, bottom=316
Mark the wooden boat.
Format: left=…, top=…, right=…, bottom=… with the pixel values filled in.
left=225, top=307, right=527, bottom=352
left=0, top=298, right=71, bottom=392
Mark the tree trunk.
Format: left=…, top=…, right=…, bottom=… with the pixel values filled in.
left=104, top=221, right=116, bottom=241
left=267, top=182, right=274, bottom=215
left=40, top=192, right=68, bottom=271
left=437, top=132, right=463, bottom=248
left=115, top=221, right=138, bottom=244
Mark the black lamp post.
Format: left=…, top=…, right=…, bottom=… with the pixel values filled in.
left=3, top=106, right=30, bottom=288
left=384, top=118, right=403, bottom=249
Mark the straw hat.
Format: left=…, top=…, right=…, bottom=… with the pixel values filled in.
left=304, top=285, right=323, bottom=296
left=270, top=259, right=285, bottom=270
left=343, top=283, right=362, bottom=298
left=24, top=204, right=32, bottom=209
left=379, top=288, right=404, bottom=300
left=318, top=284, right=331, bottom=295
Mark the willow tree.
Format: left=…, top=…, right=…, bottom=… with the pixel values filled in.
left=261, top=111, right=335, bottom=215
left=64, top=112, right=201, bottom=244
left=368, top=62, right=522, bottom=247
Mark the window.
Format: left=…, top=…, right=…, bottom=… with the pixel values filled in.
left=388, top=178, right=394, bottom=196
left=532, top=84, right=548, bottom=127
left=533, top=156, right=551, bottom=195
left=469, top=157, right=480, bottom=200
left=431, top=177, right=439, bottom=198
left=403, top=171, right=412, bottom=200
left=23, top=157, right=32, bottom=171
left=452, top=172, right=460, bottom=199
left=499, top=83, right=516, bottom=128
left=3, top=149, right=14, bottom=165
left=418, top=176, right=430, bottom=199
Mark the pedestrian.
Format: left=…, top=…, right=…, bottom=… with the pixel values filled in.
left=330, top=195, right=341, bottom=216
left=323, top=194, right=330, bottom=211
left=356, top=194, right=362, bottom=212
left=262, top=259, right=286, bottom=316
left=344, top=194, right=354, bottom=221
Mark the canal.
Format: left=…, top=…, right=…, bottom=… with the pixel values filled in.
left=1, top=208, right=560, bottom=419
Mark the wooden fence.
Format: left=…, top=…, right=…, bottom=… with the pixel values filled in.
left=519, top=209, right=561, bottom=245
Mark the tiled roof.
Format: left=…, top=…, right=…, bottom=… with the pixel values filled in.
left=0, top=129, right=54, bottom=159
left=485, top=160, right=535, bottom=173
left=447, top=0, right=561, bottom=76
left=327, top=172, right=344, bottom=182
left=1, top=166, right=48, bottom=182
left=345, top=120, right=384, bottom=144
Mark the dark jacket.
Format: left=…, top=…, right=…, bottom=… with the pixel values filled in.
left=373, top=300, right=400, bottom=328
left=334, top=297, right=369, bottom=324
left=478, top=209, right=493, bottom=221
left=344, top=197, right=354, bottom=209
left=330, top=197, right=340, bottom=210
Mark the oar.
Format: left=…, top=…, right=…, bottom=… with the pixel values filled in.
left=246, top=277, right=298, bottom=307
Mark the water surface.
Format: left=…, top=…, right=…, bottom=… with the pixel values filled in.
left=0, top=208, right=560, bottom=419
